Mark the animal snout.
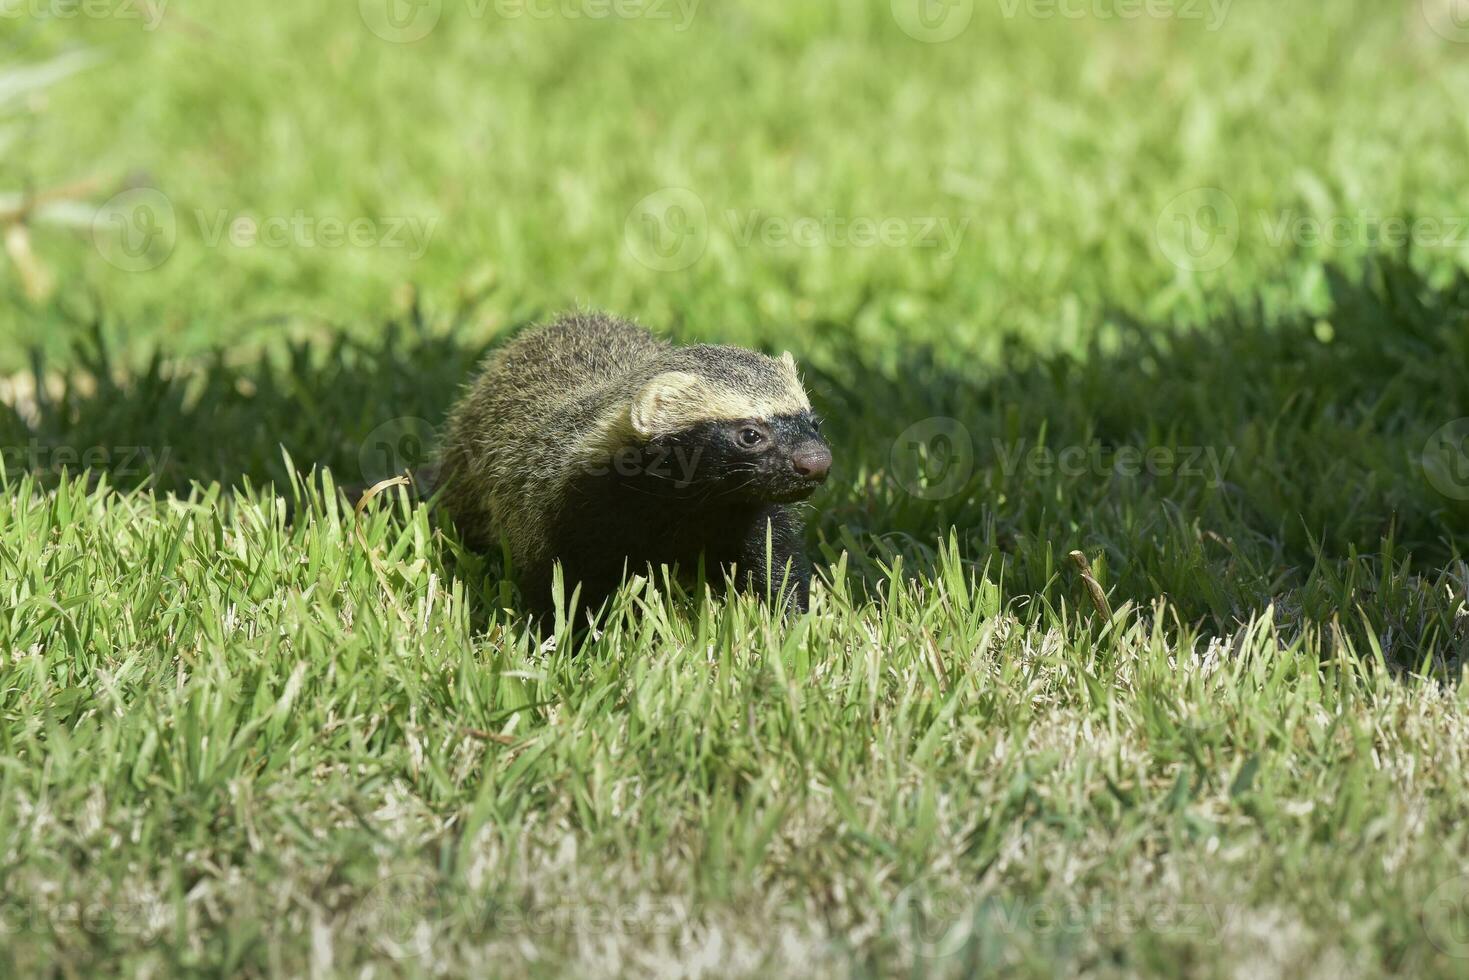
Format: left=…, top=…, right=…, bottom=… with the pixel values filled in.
left=791, top=443, right=832, bottom=483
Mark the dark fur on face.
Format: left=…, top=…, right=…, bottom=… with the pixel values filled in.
left=639, top=411, right=831, bottom=503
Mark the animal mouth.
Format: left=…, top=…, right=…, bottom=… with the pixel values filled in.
left=769, top=484, right=819, bottom=503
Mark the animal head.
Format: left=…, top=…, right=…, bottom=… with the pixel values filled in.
left=616, top=347, right=830, bottom=504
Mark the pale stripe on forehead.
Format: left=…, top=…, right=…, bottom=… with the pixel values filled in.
left=698, top=381, right=811, bottom=421
left=629, top=375, right=810, bottom=437
left=570, top=361, right=813, bottom=470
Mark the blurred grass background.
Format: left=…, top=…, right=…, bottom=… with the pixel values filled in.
left=5, top=1, right=1469, bottom=363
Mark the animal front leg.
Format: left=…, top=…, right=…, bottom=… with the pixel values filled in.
left=734, top=505, right=811, bottom=614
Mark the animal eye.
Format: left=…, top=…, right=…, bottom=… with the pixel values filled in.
left=738, top=428, right=765, bottom=448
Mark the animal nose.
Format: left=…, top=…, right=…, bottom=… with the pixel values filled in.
left=792, top=443, right=831, bottom=483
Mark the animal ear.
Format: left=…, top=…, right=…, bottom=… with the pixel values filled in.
left=630, top=371, right=703, bottom=438
left=779, top=351, right=798, bottom=372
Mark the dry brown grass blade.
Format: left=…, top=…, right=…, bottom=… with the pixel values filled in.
left=352, top=475, right=412, bottom=519
left=462, top=727, right=521, bottom=746
left=3, top=223, right=54, bottom=302
left=349, top=476, right=415, bottom=627
left=924, top=633, right=951, bottom=692
left=1068, top=550, right=1114, bottom=621
left=0, top=174, right=109, bottom=226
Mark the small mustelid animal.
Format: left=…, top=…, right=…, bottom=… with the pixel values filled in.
left=438, top=312, right=831, bottom=619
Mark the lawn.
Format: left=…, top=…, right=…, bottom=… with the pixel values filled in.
left=3, top=1, right=1469, bottom=976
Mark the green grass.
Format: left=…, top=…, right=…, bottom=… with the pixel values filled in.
left=4, top=1, right=1469, bottom=976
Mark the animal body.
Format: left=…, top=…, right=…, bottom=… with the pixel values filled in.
left=438, top=313, right=831, bottom=619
